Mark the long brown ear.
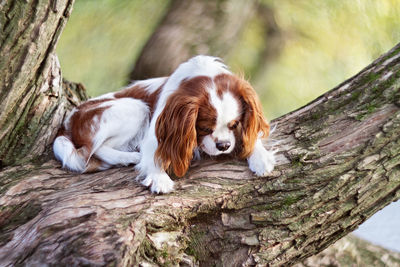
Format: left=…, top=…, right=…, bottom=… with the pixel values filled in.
left=155, top=94, right=198, bottom=177
left=238, top=79, right=270, bottom=159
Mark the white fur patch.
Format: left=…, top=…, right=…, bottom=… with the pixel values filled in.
left=129, top=77, right=168, bottom=94
left=95, top=146, right=140, bottom=166
left=91, top=92, right=115, bottom=100
left=53, top=136, right=86, bottom=172
left=141, top=172, right=175, bottom=194
left=92, top=98, right=149, bottom=152
left=248, top=139, right=276, bottom=176
left=201, top=90, right=239, bottom=155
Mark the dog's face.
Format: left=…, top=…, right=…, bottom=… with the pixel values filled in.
left=155, top=74, right=269, bottom=177
left=196, top=88, right=240, bottom=156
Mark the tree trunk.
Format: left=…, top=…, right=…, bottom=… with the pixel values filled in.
left=129, top=0, right=257, bottom=80
left=1, top=1, right=400, bottom=266
left=0, top=0, right=86, bottom=167
left=250, top=3, right=284, bottom=84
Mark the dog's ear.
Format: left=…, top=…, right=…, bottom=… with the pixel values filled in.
left=155, top=93, right=198, bottom=177
left=237, top=79, right=270, bottom=159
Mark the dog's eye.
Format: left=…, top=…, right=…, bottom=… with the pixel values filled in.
left=198, top=127, right=213, bottom=134
left=229, top=121, right=239, bottom=130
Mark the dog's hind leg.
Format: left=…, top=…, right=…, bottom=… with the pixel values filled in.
left=94, top=145, right=140, bottom=166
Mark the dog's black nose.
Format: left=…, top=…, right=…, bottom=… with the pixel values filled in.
left=216, top=141, right=231, bottom=151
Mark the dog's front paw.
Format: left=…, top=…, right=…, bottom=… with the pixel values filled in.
left=141, top=172, right=175, bottom=194
left=248, top=149, right=276, bottom=176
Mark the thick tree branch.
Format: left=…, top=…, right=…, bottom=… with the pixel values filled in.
left=1, top=42, right=399, bottom=266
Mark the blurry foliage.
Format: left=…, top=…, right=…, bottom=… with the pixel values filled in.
left=57, top=0, right=400, bottom=119
left=57, top=0, right=169, bottom=96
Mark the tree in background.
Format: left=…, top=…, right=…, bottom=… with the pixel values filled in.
left=130, top=0, right=284, bottom=84
left=129, top=0, right=257, bottom=80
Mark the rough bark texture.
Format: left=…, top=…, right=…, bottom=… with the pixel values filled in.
left=295, top=234, right=400, bottom=267
left=129, top=0, right=257, bottom=80
left=0, top=39, right=399, bottom=266
left=0, top=0, right=87, bottom=166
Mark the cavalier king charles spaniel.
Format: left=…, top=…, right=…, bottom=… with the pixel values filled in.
left=53, top=56, right=276, bottom=193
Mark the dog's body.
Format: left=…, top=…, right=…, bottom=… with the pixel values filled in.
left=53, top=56, right=275, bottom=193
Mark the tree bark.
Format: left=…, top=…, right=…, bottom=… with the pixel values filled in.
left=1, top=36, right=400, bottom=266
left=129, top=0, right=257, bottom=80
left=295, top=234, right=400, bottom=267
left=0, top=0, right=86, bottom=167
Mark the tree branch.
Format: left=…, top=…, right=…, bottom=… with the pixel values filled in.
left=1, top=41, right=399, bottom=266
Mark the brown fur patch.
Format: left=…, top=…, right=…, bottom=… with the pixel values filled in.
left=155, top=76, right=216, bottom=177
left=85, top=156, right=108, bottom=173
left=77, top=99, right=111, bottom=110
left=70, top=103, right=109, bottom=151
left=114, top=82, right=163, bottom=114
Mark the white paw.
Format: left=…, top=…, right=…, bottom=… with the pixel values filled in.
left=248, top=149, right=276, bottom=176
left=141, top=172, right=175, bottom=194
left=126, top=152, right=141, bottom=165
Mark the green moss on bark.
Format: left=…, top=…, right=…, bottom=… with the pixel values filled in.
left=0, top=201, right=42, bottom=246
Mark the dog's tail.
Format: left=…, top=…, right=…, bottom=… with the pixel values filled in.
left=53, top=128, right=88, bottom=173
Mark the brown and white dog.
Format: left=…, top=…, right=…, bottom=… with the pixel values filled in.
left=53, top=56, right=275, bottom=193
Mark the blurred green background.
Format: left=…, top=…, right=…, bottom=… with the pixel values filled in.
left=57, top=0, right=400, bottom=119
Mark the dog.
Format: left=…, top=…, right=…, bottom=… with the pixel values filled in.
left=53, top=56, right=276, bottom=193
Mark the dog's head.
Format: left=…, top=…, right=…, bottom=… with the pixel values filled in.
left=155, top=73, right=269, bottom=177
